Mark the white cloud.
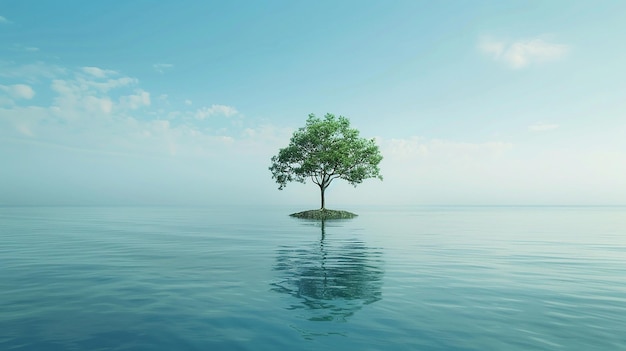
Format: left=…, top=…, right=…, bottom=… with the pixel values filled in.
left=0, top=61, right=66, bottom=82
left=74, top=76, right=137, bottom=93
left=82, top=66, right=117, bottom=78
left=50, top=79, right=74, bottom=96
left=480, top=36, right=568, bottom=69
left=58, top=67, right=137, bottom=93
left=383, top=137, right=512, bottom=160
left=153, top=63, right=174, bottom=73
left=0, top=105, right=50, bottom=139
left=98, top=77, right=137, bottom=91
left=0, top=63, right=246, bottom=161
left=120, top=90, right=151, bottom=109
left=195, top=104, right=238, bottom=120
left=529, top=123, right=559, bottom=132
left=242, top=125, right=291, bottom=141
left=185, top=99, right=192, bottom=105
left=1, top=84, right=36, bottom=100
left=0, top=16, right=9, bottom=24
left=16, top=124, right=34, bottom=137
left=47, top=69, right=142, bottom=123
left=479, top=40, right=505, bottom=58
left=0, top=96, right=12, bottom=106
left=84, top=96, right=114, bottom=114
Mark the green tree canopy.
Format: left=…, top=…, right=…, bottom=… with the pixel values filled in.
left=269, top=113, right=383, bottom=209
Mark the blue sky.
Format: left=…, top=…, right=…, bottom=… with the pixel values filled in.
left=1, top=1, right=625, bottom=206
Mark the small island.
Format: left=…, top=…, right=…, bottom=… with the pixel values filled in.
left=269, top=113, right=383, bottom=218
left=290, top=209, right=358, bottom=220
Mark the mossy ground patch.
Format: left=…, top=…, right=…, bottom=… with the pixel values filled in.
left=290, top=209, right=358, bottom=220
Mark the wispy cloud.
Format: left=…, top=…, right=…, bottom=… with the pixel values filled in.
left=0, top=61, right=66, bottom=82
left=120, top=90, right=151, bottom=110
left=0, top=16, right=10, bottom=24
left=479, top=36, right=568, bottom=69
left=195, top=104, right=238, bottom=119
left=153, top=63, right=174, bottom=73
left=357, top=136, right=517, bottom=204
left=529, top=123, right=559, bottom=132
left=82, top=66, right=117, bottom=78
left=0, top=63, right=248, bottom=159
left=1, top=84, right=35, bottom=100
left=11, top=44, right=40, bottom=52
left=65, top=66, right=138, bottom=92
left=384, top=137, right=513, bottom=160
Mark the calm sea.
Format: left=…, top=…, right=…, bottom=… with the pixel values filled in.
left=1, top=206, right=625, bottom=350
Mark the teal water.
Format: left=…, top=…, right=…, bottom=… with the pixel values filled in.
left=1, top=206, right=625, bottom=350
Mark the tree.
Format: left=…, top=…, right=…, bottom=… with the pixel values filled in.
left=269, top=113, right=383, bottom=209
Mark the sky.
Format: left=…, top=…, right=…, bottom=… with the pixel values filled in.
left=1, top=1, right=625, bottom=207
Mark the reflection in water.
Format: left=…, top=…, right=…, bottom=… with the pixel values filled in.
left=271, top=221, right=384, bottom=322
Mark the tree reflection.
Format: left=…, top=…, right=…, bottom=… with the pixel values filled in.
left=271, top=221, right=384, bottom=322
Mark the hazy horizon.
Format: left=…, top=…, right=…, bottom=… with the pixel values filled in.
left=2, top=2, right=625, bottom=207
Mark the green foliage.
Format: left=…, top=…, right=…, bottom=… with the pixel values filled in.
left=269, top=113, right=382, bottom=207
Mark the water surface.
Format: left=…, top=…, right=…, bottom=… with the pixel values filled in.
left=1, top=206, right=625, bottom=350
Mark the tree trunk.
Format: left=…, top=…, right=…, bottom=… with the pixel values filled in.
left=320, top=185, right=325, bottom=209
